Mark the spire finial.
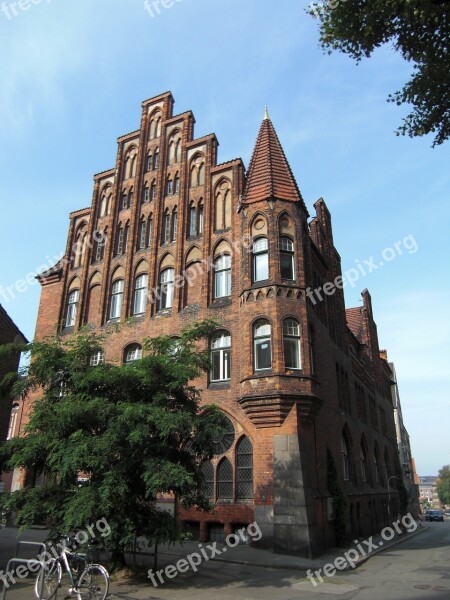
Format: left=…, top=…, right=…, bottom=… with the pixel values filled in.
left=263, top=105, right=270, bottom=121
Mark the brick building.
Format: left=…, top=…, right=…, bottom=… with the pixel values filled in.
left=0, top=304, right=27, bottom=492
left=19, top=92, right=406, bottom=555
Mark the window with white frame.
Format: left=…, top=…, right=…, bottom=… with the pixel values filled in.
left=133, top=274, right=148, bottom=315
left=210, top=331, right=231, bottom=382
left=253, top=319, right=272, bottom=371
left=214, top=255, right=231, bottom=298
left=252, top=237, right=269, bottom=282
left=283, top=319, right=301, bottom=369
left=159, top=268, right=174, bottom=310
left=66, top=290, right=79, bottom=327
left=110, top=279, right=124, bottom=319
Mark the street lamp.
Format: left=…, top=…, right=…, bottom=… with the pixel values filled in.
left=387, top=475, right=400, bottom=518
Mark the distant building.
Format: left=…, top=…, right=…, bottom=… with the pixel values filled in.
left=0, top=304, right=27, bottom=492
left=419, top=476, right=440, bottom=509
left=386, top=357, right=419, bottom=517
left=15, top=92, right=414, bottom=555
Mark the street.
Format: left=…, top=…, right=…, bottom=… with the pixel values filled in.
left=1, top=523, right=449, bottom=600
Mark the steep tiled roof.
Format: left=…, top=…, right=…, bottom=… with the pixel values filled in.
left=346, top=307, right=364, bottom=342
left=243, top=112, right=303, bottom=205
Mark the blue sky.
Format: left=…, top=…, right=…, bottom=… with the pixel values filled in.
left=0, top=0, right=449, bottom=475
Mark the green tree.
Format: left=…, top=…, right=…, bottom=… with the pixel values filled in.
left=437, top=465, right=450, bottom=505
left=0, top=321, right=226, bottom=567
left=308, top=0, right=450, bottom=146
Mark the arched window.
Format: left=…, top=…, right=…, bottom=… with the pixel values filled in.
left=174, top=173, right=180, bottom=194
left=190, top=166, right=196, bottom=188
left=89, top=351, right=105, bottom=366
left=159, top=268, right=174, bottom=310
left=143, top=185, right=150, bottom=204
left=133, top=274, right=148, bottom=315
left=236, top=436, right=253, bottom=500
left=153, top=149, right=159, bottom=169
left=252, top=237, right=269, bottom=282
left=149, top=113, right=161, bottom=139
left=99, top=195, right=108, bottom=217
left=224, top=191, right=231, bottom=229
left=155, top=116, right=161, bottom=138
left=146, top=152, right=152, bottom=172
left=217, top=458, right=233, bottom=500
left=201, top=461, right=214, bottom=499
left=123, top=223, right=130, bottom=253
left=210, top=331, right=231, bottom=382
left=94, top=231, right=106, bottom=262
left=163, top=210, right=171, bottom=244
left=66, top=289, right=79, bottom=327
left=189, top=203, right=196, bottom=237
left=124, top=343, right=142, bottom=364
left=283, top=318, right=301, bottom=370
left=150, top=180, right=157, bottom=201
left=116, top=225, right=124, bottom=255
left=110, top=279, right=124, bottom=320
left=138, top=219, right=147, bottom=250
left=121, top=192, right=128, bottom=211
left=129, top=154, right=137, bottom=179
left=166, top=177, right=173, bottom=196
left=214, top=255, right=231, bottom=298
left=7, top=403, right=19, bottom=440
left=172, top=208, right=178, bottom=241
left=128, top=190, right=134, bottom=208
left=253, top=319, right=272, bottom=371
left=280, top=237, right=295, bottom=280
left=73, top=230, right=87, bottom=269
left=360, top=443, right=367, bottom=482
left=342, top=434, right=350, bottom=481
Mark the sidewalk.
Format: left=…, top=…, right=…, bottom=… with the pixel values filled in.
left=109, top=524, right=426, bottom=597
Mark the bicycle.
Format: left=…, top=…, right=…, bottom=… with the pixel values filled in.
left=34, top=536, right=109, bottom=600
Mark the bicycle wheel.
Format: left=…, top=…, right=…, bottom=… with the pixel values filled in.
left=76, top=565, right=109, bottom=600
left=34, top=560, right=62, bottom=600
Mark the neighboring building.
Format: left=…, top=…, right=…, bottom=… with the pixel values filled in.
left=17, top=92, right=409, bottom=556
left=0, top=304, right=27, bottom=492
left=419, top=476, right=440, bottom=509
left=384, top=356, right=419, bottom=517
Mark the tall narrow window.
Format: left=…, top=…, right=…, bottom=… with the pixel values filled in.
left=175, top=139, right=181, bottom=163
left=123, top=224, right=129, bottom=254
left=66, top=290, right=79, bottom=327
left=133, top=274, right=148, bottom=315
left=174, top=173, right=180, bottom=194
left=342, top=435, right=350, bottom=481
left=283, top=319, right=301, bottom=370
left=110, top=280, right=124, bottom=320
left=253, top=319, right=272, bottom=371
left=172, top=208, right=178, bottom=241
left=146, top=152, right=152, bottom=172
left=94, top=233, right=106, bottom=262
left=198, top=204, right=204, bottom=234
left=189, top=204, right=196, bottom=237
left=252, top=237, right=269, bottom=282
left=198, top=164, right=205, bottom=186
left=166, top=177, right=173, bottom=196
left=280, top=237, right=295, bottom=279
left=128, top=190, right=134, bottom=208
left=214, top=255, right=231, bottom=298
left=360, top=444, right=367, bottom=482
left=236, top=436, right=253, bottom=500
left=217, top=458, right=233, bottom=500
left=143, top=186, right=150, bottom=204
left=151, top=180, right=156, bottom=201
left=201, top=461, right=214, bottom=499
left=159, top=268, right=174, bottom=310
left=116, top=226, right=124, bottom=255
left=139, top=220, right=147, bottom=250
left=374, top=447, right=380, bottom=483
left=163, top=211, right=171, bottom=243
left=153, top=149, right=159, bottom=169
left=7, top=403, right=19, bottom=440
left=309, top=326, right=315, bottom=375
left=125, top=344, right=142, bottom=364
left=155, top=117, right=161, bottom=138
left=210, top=331, right=231, bottom=382
left=121, top=193, right=128, bottom=210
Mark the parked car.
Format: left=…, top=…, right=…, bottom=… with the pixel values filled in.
left=425, top=510, right=444, bottom=522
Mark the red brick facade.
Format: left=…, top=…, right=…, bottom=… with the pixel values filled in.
left=20, top=92, right=403, bottom=556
